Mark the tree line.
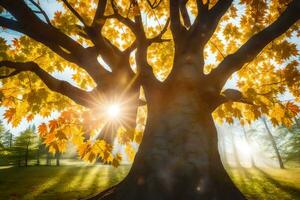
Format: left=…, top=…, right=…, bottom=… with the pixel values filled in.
left=221, top=117, right=300, bottom=169
left=0, top=122, right=61, bottom=167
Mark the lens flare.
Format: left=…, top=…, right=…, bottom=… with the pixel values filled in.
left=107, top=104, right=121, bottom=119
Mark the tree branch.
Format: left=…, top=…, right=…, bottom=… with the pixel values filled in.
left=190, top=0, right=232, bottom=50
left=92, top=0, right=108, bottom=29
left=146, top=0, right=163, bottom=9
left=147, top=18, right=170, bottom=45
left=170, top=0, right=185, bottom=39
left=209, top=0, right=300, bottom=89
left=0, top=61, right=95, bottom=107
left=29, top=0, right=52, bottom=25
left=0, top=0, right=109, bottom=84
left=61, top=0, right=88, bottom=27
left=179, top=0, right=191, bottom=28
left=209, top=89, right=253, bottom=111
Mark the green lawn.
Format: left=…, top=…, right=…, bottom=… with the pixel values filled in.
left=0, top=164, right=130, bottom=200
left=230, top=167, right=300, bottom=200
left=1, top=164, right=300, bottom=200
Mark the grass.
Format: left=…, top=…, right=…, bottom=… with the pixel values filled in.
left=0, top=164, right=130, bottom=200
left=230, top=167, right=300, bottom=200
left=0, top=162, right=300, bottom=200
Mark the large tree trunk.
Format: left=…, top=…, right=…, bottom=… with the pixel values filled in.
left=89, top=81, right=245, bottom=200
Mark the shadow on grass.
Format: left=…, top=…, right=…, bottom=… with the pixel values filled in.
left=255, top=168, right=300, bottom=198
left=0, top=165, right=130, bottom=200
left=231, top=166, right=300, bottom=200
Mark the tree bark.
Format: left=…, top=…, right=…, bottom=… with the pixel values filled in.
left=88, top=81, right=245, bottom=200
left=262, top=118, right=285, bottom=169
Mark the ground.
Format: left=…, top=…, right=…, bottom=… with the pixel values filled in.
left=0, top=161, right=300, bottom=200
left=230, top=167, right=300, bottom=200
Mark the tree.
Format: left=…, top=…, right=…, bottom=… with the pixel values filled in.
left=14, top=126, right=37, bottom=167
left=274, top=119, right=300, bottom=163
left=0, top=120, right=12, bottom=149
left=55, top=152, right=61, bottom=166
left=0, top=0, right=299, bottom=199
left=262, top=117, right=285, bottom=169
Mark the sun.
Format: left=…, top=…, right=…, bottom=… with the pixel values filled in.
left=106, top=104, right=121, bottom=119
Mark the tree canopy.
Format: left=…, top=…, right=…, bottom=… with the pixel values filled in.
left=0, top=0, right=299, bottom=166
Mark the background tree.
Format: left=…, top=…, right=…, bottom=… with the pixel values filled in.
left=14, top=126, right=37, bottom=167
left=274, top=118, right=300, bottom=163
left=0, top=0, right=299, bottom=199
left=0, top=120, right=12, bottom=148
left=262, top=117, right=285, bottom=169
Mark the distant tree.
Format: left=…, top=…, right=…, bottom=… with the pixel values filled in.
left=262, top=118, right=285, bottom=169
left=46, top=151, right=52, bottom=166
left=14, top=126, right=37, bottom=167
left=55, top=152, right=61, bottom=166
left=0, top=120, right=12, bottom=149
left=275, top=119, right=300, bottom=163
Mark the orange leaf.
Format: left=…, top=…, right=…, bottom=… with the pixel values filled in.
left=38, top=123, right=48, bottom=137
left=4, top=108, right=16, bottom=123
left=49, top=120, right=58, bottom=132
left=12, top=38, right=20, bottom=49
left=286, top=102, right=300, bottom=116
left=26, top=114, right=34, bottom=122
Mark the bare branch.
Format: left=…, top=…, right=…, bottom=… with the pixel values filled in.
left=209, top=0, right=300, bottom=89
left=0, top=61, right=95, bottom=107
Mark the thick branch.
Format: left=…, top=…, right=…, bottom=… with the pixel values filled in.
left=209, top=0, right=300, bottom=89
left=189, top=0, right=232, bottom=51
left=179, top=0, right=191, bottom=28
left=210, top=89, right=253, bottom=111
left=92, top=0, right=108, bottom=29
left=0, top=0, right=109, bottom=84
left=0, top=61, right=95, bottom=108
left=170, top=0, right=185, bottom=39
